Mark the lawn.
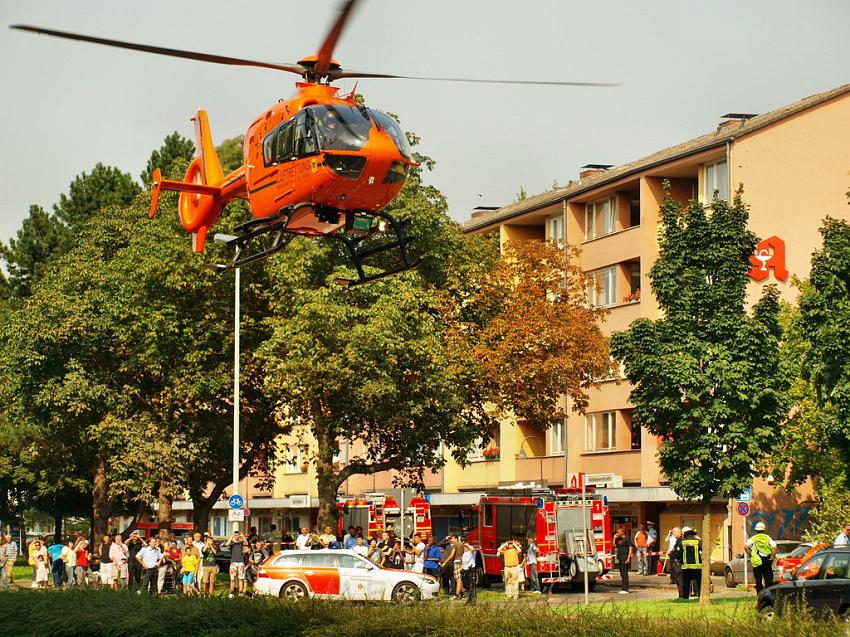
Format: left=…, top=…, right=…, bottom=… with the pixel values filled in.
left=0, top=589, right=842, bottom=637
left=554, top=596, right=758, bottom=620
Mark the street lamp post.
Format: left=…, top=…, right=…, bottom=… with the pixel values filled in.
left=515, top=434, right=544, bottom=486
left=215, top=234, right=241, bottom=532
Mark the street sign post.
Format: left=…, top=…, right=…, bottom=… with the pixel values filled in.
left=228, top=509, right=245, bottom=523
left=228, top=494, right=244, bottom=510
left=737, top=497, right=750, bottom=588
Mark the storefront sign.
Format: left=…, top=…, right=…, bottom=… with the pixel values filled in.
left=748, top=236, right=788, bottom=282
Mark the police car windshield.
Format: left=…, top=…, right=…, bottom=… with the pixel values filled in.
left=367, top=109, right=412, bottom=159
left=310, top=104, right=372, bottom=152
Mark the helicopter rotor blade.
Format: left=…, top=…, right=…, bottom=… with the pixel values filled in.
left=9, top=24, right=307, bottom=75
left=328, top=69, right=618, bottom=87
left=313, top=0, right=360, bottom=78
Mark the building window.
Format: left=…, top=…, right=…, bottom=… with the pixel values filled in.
left=587, top=266, right=617, bottom=307
left=584, top=197, right=616, bottom=240
left=704, top=160, right=729, bottom=202
left=629, top=198, right=640, bottom=228
left=468, top=436, right=485, bottom=461
left=550, top=420, right=565, bottom=454
left=547, top=214, right=565, bottom=247
left=284, top=445, right=307, bottom=474
left=585, top=411, right=616, bottom=451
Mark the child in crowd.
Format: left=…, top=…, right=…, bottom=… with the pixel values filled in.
left=181, top=549, right=199, bottom=596
left=35, top=554, right=49, bottom=588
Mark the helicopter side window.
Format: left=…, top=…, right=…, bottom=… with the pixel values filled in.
left=293, top=110, right=318, bottom=158
left=262, top=128, right=277, bottom=167
left=275, top=122, right=295, bottom=163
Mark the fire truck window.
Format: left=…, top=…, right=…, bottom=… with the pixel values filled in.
left=262, top=128, right=277, bottom=166
left=484, top=504, right=493, bottom=527
left=510, top=506, right=537, bottom=538
left=496, top=505, right=512, bottom=541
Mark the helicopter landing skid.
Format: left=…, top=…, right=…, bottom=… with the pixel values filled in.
left=329, top=211, right=422, bottom=287
left=205, top=204, right=302, bottom=273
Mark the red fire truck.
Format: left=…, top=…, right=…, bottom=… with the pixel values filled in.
left=467, top=488, right=612, bottom=590
left=134, top=522, right=195, bottom=540
left=337, top=493, right=432, bottom=539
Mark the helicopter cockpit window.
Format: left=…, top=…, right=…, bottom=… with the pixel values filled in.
left=262, top=128, right=277, bottom=166
left=310, top=105, right=372, bottom=152
left=368, top=109, right=412, bottom=160
left=293, top=110, right=318, bottom=157
left=275, top=122, right=295, bottom=163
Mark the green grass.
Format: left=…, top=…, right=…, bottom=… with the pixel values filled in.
left=0, top=589, right=844, bottom=637
left=555, top=596, right=757, bottom=620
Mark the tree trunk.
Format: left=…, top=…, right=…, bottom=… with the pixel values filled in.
left=192, top=496, right=214, bottom=536
left=120, top=501, right=151, bottom=540
left=53, top=515, right=63, bottom=543
left=314, top=411, right=341, bottom=532
left=700, top=499, right=712, bottom=605
left=157, top=484, right=173, bottom=539
left=91, top=453, right=110, bottom=541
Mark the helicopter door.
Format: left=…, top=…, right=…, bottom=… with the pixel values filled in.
left=293, top=110, right=318, bottom=158
left=275, top=121, right=296, bottom=194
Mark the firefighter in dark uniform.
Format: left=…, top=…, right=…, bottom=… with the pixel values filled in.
left=679, top=526, right=703, bottom=599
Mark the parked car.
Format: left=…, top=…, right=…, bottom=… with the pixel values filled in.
left=756, top=546, right=850, bottom=620
left=724, top=539, right=802, bottom=587
left=252, top=549, right=440, bottom=602
left=776, top=542, right=830, bottom=578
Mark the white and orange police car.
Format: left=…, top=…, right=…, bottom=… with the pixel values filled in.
left=253, top=549, right=440, bottom=602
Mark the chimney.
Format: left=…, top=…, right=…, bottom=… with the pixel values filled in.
left=580, top=164, right=613, bottom=180
left=718, top=113, right=757, bottom=130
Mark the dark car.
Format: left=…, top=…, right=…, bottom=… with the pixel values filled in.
left=756, top=546, right=850, bottom=621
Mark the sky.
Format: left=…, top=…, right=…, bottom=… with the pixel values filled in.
left=1, top=0, right=849, bottom=243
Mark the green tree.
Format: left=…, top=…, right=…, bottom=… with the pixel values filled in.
left=53, top=163, right=140, bottom=232
left=797, top=217, right=850, bottom=482
left=142, top=132, right=195, bottom=184
left=611, top=188, right=789, bottom=604
left=0, top=205, right=68, bottom=297
left=216, top=136, right=244, bottom=173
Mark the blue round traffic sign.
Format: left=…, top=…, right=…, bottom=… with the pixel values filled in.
left=228, top=494, right=244, bottom=509
left=737, top=502, right=750, bottom=516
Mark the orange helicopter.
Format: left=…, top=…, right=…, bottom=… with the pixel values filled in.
left=11, top=0, right=614, bottom=285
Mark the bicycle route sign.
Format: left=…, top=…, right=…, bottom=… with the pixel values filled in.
left=228, top=494, right=244, bottom=509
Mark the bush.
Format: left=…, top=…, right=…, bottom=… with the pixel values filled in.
left=0, top=589, right=843, bottom=637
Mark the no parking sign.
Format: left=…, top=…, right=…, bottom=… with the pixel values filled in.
left=737, top=502, right=750, bottom=516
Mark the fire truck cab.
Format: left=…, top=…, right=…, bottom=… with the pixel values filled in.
left=134, top=522, right=195, bottom=541
left=467, top=487, right=612, bottom=590
left=337, top=493, right=432, bottom=540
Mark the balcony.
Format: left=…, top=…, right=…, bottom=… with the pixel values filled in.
left=453, top=458, right=502, bottom=490
left=578, top=449, right=641, bottom=483
left=344, top=468, right=442, bottom=494
left=514, top=455, right=566, bottom=485
left=581, top=225, right=642, bottom=272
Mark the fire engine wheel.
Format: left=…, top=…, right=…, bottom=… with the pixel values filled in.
left=279, top=581, right=308, bottom=601
left=391, top=581, right=421, bottom=604
left=568, top=561, right=578, bottom=579
left=724, top=567, right=736, bottom=588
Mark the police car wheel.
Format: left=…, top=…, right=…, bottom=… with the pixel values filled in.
left=280, top=581, right=308, bottom=601
left=724, top=567, right=735, bottom=588
left=392, top=581, right=421, bottom=604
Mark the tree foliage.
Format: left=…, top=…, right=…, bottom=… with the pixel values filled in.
left=54, top=163, right=140, bottom=232
left=471, top=240, right=611, bottom=428
left=142, top=132, right=195, bottom=184
left=611, top=188, right=789, bottom=603
left=796, top=217, right=850, bottom=486
left=0, top=205, right=68, bottom=298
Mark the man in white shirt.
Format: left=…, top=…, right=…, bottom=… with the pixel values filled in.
left=136, top=537, right=163, bottom=595
left=834, top=523, right=850, bottom=547
left=460, top=540, right=478, bottom=605
left=296, top=527, right=310, bottom=550
left=526, top=536, right=540, bottom=593
left=412, top=533, right=426, bottom=574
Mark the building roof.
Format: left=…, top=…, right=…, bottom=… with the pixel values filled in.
left=462, top=83, right=850, bottom=233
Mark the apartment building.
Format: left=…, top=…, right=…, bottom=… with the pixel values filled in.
left=460, top=83, right=850, bottom=559
left=167, top=84, right=849, bottom=561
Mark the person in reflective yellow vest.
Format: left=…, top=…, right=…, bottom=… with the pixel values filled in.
left=679, top=527, right=702, bottom=599
left=745, top=521, right=777, bottom=592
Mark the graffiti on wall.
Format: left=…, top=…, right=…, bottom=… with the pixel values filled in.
left=747, top=504, right=814, bottom=539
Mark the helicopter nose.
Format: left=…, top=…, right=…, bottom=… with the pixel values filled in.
left=360, top=128, right=403, bottom=187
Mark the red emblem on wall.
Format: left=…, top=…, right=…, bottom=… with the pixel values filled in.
left=748, top=236, right=788, bottom=282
